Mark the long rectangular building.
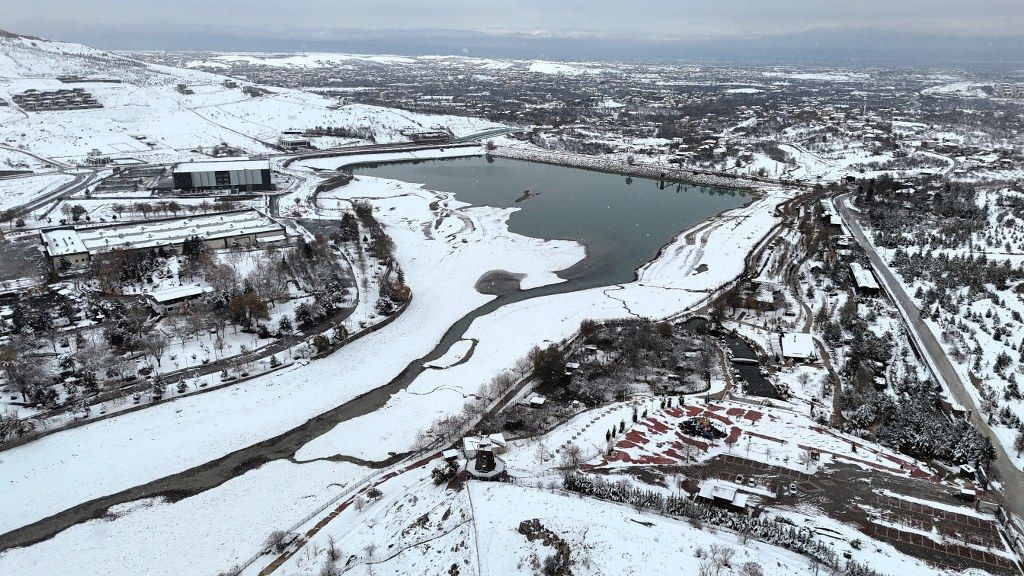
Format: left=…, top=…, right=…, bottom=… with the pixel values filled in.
left=41, top=209, right=287, bottom=273
left=172, top=159, right=273, bottom=192
left=849, top=262, right=881, bottom=295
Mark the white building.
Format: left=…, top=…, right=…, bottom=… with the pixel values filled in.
left=849, top=262, right=881, bottom=295
left=41, top=209, right=287, bottom=274
left=780, top=332, right=816, bottom=362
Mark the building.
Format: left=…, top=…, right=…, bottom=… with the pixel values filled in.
left=277, top=134, right=312, bottom=150
left=40, top=209, right=287, bottom=274
left=147, top=284, right=214, bottom=313
left=996, top=83, right=1024, bottom=99
left=779, top=332, right=816, bottom=362
left=849, top=262, right=881, bottom=296
left=85, top=148, right=111, bottom=166
left=172, top=159, right=273, bottom=192
left=12, top=88, right=102, bottom=112
left=400, top=128, right=453, bottom=143
left=463, top=433, right=508, bottom=480
left=696, top=482, right=750, bottom=512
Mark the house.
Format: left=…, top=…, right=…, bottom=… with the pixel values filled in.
left=696, top=482, right=750, bottom=512
left=147, top=284, right=213, bottom=313
left=779, top=332, right=816, bottom=362
left=462, top=433, right=508, bottom=458
left=463, top=433, right=508, bottom=480
left=278, top=134, right=312, bottom=150
left=849, top=262, right=881, bottom=296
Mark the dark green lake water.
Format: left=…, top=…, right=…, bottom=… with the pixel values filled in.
left=356, top=156, right=749, bottom=287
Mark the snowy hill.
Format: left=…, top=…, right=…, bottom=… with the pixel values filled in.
left=0, top=30, right=501, bottom=165
left=0, top=29, right=220, bottom=85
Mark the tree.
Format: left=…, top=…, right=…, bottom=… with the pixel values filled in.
left=277, top=314, right=293, bottom=334
left=142, top=331, right=171, bottom=367
left=1, top=336, right=47, bottom=402
left=263, top=530, right=288, bottom=553
left=227, top=293, right=270, bottom=327
left=312, top=334, right=331, bottom=355
left=1015, top=429, right=1024, bottom=457
left=560, top=443, right=584, bottom=469
left=326, top=535, right=341, bottom=563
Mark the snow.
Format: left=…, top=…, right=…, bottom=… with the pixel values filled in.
left=0, top=172, right=74, bottom=212
left=0, top=173, right=586, bottom=533
left=725, top=87, right=764, bottom=94
left=921, top=82, right=990, bottom=98
left=0, top=39, right=502, bottom=165
left=527, top=61, right=603, bottom=76
left=297, top=188, right=790, bottom=462
left=0, top=459, right=369, bottom=576
left=423, top=338, right=474, bottom=369
left=780, top=332, right=816, bottom=360
left=172, top=158, right=269, bottom=173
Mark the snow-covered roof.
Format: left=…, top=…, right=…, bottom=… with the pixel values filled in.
left=172, top=159, right=270, bottom=173
left=40, top=228, right=87, bottom=256
left=697, top=482, right=748, bottom=508
left=849, top=263, right=880, bottom=291
left=41, top=210, right=285, bottom=258
left=147, top=284, right=212, bottom=303
left=780, top=332, right=816, bottom=360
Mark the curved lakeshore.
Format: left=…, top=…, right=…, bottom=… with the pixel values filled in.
left=0, top=154, right=775, bottom=553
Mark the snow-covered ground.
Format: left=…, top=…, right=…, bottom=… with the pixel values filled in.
left=0, top=172, right=74, bottom=212
left=0, top=35, right=502, bottom=166
left=0, top=167, right=788, bottom=576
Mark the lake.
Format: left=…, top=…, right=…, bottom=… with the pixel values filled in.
left=355, top=156, right=749, bottom=290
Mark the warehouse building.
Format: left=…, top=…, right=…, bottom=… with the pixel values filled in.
left=41, top=209, right=287, bottom=274
left=172, top=159, right=273, bottom=192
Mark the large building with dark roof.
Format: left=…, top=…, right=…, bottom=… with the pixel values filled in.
left=172, top=159, right=273, bottom=192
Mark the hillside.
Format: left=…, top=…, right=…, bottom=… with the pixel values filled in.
left=0, top=30, right=501, bottom=165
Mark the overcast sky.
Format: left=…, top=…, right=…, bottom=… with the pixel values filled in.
left=7, top=1, right=1024, bottom=64
left=10, top=0, right=1024, bottom=41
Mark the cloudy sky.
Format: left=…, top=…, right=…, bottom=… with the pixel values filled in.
left=7, top=1, right=1024, bottom=63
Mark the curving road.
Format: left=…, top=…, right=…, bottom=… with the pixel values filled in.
left=834, top=192, right=1024, bottom=520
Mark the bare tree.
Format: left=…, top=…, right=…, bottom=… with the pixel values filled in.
left=326, top=534, right=340, bottom=563
left=263, top=530, right=288, bottom=553
left=560, top=443, right=584, bottom=469
left=142, top=331, right=171, bottom=367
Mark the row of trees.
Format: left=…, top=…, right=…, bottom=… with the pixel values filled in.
left=562, top=473, right=882, bottom=576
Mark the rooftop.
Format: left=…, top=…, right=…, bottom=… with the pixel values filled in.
left=147, top=284, right=213, bottom=303
left=172, top=159, right=270, bottom=173
left=780, top=332, right=816, bottom=360
left=41, top=210, right=284, bottom=258
left=849, top=262, right=881, bottom=291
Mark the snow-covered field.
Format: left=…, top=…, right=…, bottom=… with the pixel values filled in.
left=0, top=35, right=502, bottom=166
left=0, top=172, right=73, bottom=212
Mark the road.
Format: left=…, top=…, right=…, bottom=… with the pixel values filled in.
left=833, top=192, right=1024, bottom=520
left=0, top=143, right=72, bottom=170
left=0, top=169, right=102, bottom=223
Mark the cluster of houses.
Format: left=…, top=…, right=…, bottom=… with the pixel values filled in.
left=13, top=88, right=102, bottom=112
